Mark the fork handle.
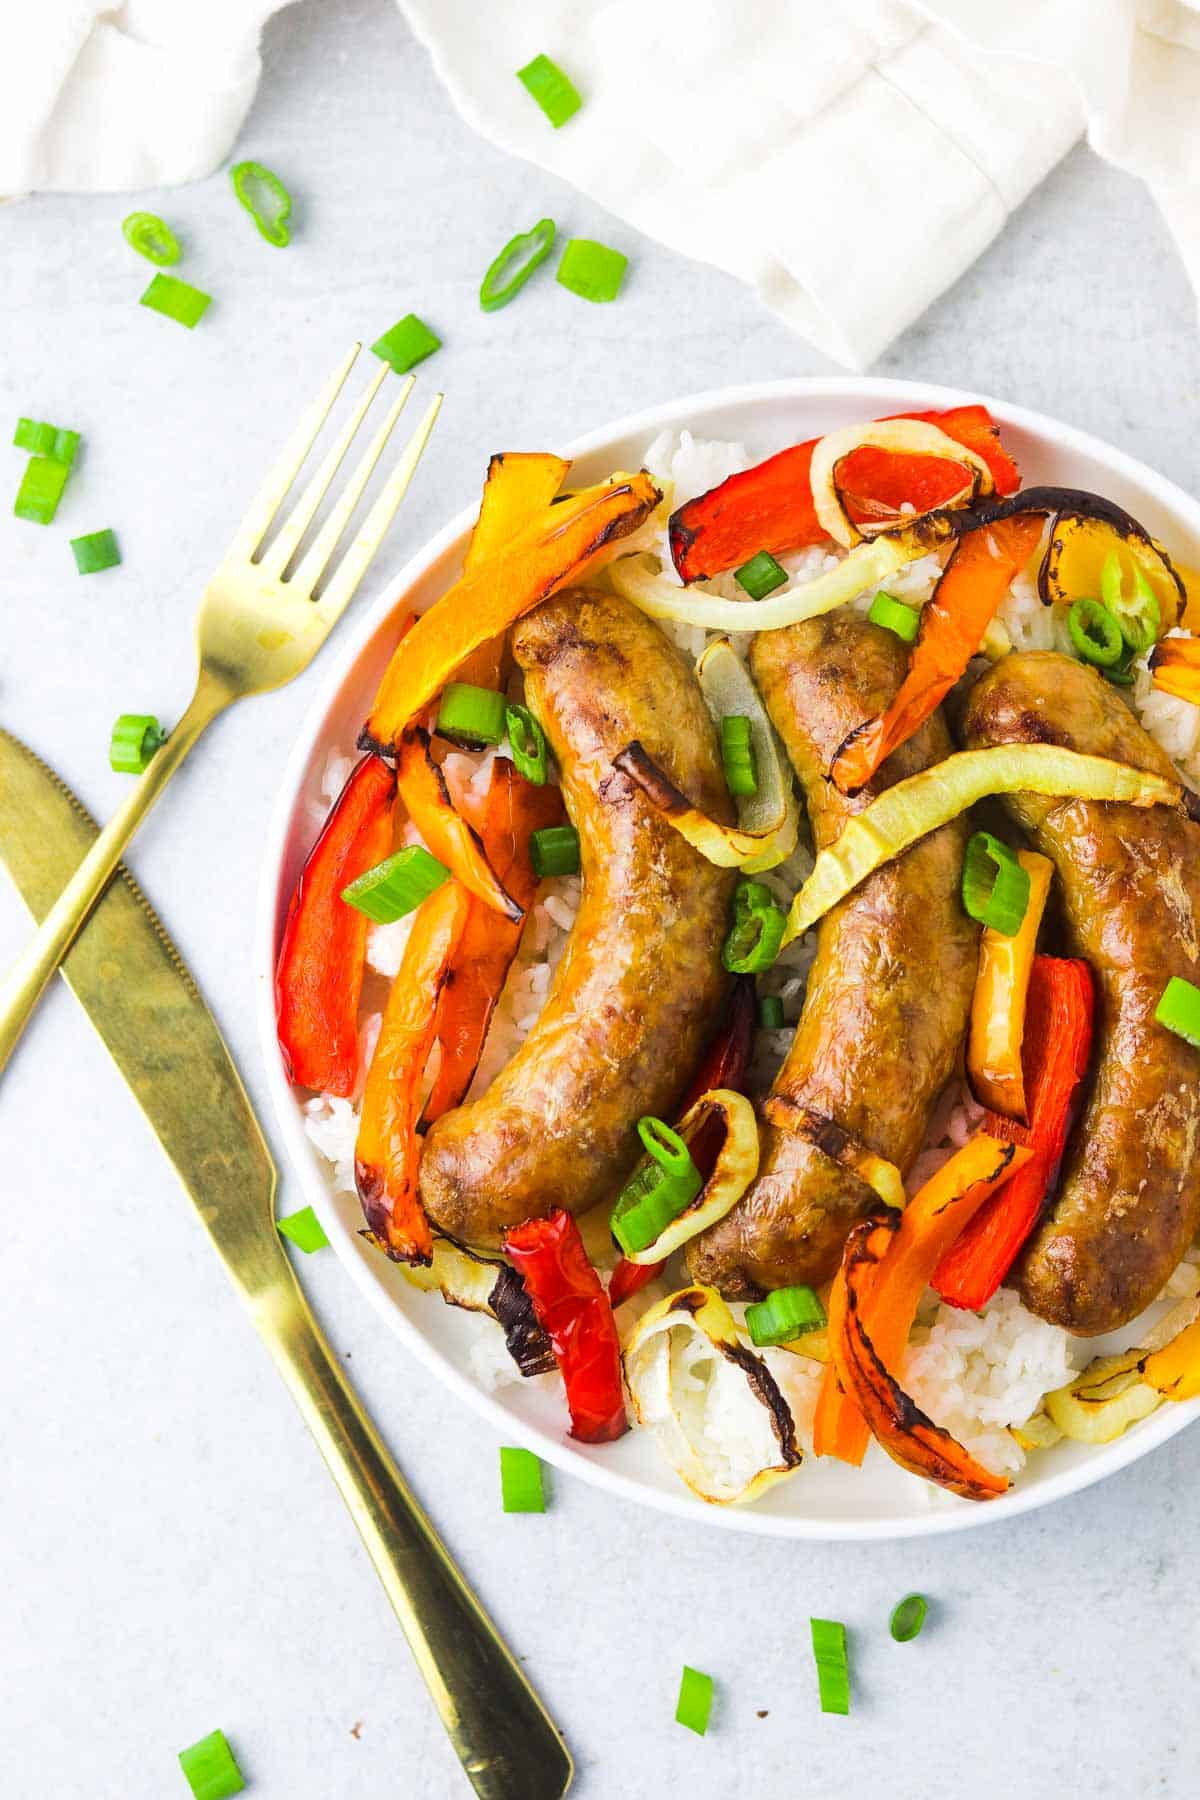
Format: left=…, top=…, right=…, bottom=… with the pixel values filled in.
left=255, top=1269, right=573, bottom=1800
left=0, top=671, right=231, bottom=1076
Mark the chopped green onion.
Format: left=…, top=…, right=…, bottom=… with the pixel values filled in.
left=14, top=455, right=70, bottom=524
left=810, top=1618, right=850, bottom=1715
left=1067, top=597, right=1123, bottom=669
left=889, top=1593, right=928, bottom=1642
left=638, top=1115, right=695, bottom=1179
left=722, top=880, right=786, bottom=974
left=230, top=160, right=292, bottom=247
left=435, top=682, right=507, bottom=748
left=611, top=1118, right=703, bottom=1256
left=960, top=831, right=1031, bottom=936
left=480, top=219, right=557, bottom=311
left=341, top=845, right=449, bottom=923
left=530, top=824, right=580, bottom=879
left=499, top=1445, right=546, bottom=1512
left=721, top=715, right=758, bottom=797
left=745, top=1285, right=826, bottom=1348
left=757, top=994, right=785, bottom=1030
left=675, top=1665, right=714, bottom=1736
left=71, top=528, right=120, bottom=575
left=868, top=589, right=920, bottom=644
left=735, top=550, right=788, bottom=600
left=1155, top=975, right=1200, bottom=1049
left=177, top=1728, right=245, bottom=1799
left=505, top=704, right=549, bottom=785
left=1104, top=650, right=1137, bottom=687
left=372, top=313, right=441, bottom=374
left=277, top=1206, right=329, bottom=1253
left=122, top=210, right=181, bottom=266
left=556, top=238, right=628, bottom=304
left=13, top=418, right=80, bottom=464
left=1101, top=551, right=1161, bottom=655
left=516, top=54, right=583, bottom=128
left=109, top=714, right=164, bottom=775
left=140, top=273, right=211, bottom=329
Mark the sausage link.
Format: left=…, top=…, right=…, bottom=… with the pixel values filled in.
left=688, top=613, right=978, bottom=1296
left=963, top=650, right=1200, bottom=1335
left=419, top=589, right=735, bottom=1246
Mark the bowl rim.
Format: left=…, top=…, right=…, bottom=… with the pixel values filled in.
left=254, top=372, right=1200, bottom=1541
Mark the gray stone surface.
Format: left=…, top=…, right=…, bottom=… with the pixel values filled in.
left=2, top=2, right=1197, bottom=1796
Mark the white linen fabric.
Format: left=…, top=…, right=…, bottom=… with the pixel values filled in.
left=3, top=0, right=1198, bottom=368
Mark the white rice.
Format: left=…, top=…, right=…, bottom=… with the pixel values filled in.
left=299, top=426, right=1200, bottom=1490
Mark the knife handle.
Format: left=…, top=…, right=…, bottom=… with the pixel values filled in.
left=0, top=673, right=230, bottom=1077
left=254, top=1268, right=573, bottom=1800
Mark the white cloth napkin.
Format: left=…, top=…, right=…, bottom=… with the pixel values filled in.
left=5, top=1, right=1199, bottom=369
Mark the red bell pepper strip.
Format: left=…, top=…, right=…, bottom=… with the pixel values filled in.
left=932, top=956, right=1095, bottom=1311
left=356, top=879, right=473, bottom=1264
left=275, top=753, right=396, bottom=1096
left=669, top=404, right=1021, bottom=583
left=829, top=512, right=1045, bottom=796
left=423, top=758, right=565, bottom=1123
left=608, top=976, right=756, bottom=1308
left=504, top=1209, right=628, bottom=1442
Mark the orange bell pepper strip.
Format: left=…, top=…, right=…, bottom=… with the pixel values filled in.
left=1149, top=635, right=1200, bottom=704
left=1141, top=1316, right=1200, bottom=1403
left=668, top=404, right=1021, bottom=583
left=829, top=513, right=1045, bottom=796
left=934, top=956, right=1095, bottom=1312
left=362, top=471, right=660, bottom=747
left=967, top=850, right=1055, bottom=1120
left=355, top=878, right=473, bottom=1263
left=396, top=725, right=523, bottom=922
left=423, top=757, right=565, bottom=1124
left=274, top=752, right=397, bottom=1097
left=835, top=1213, right=1009, bottom=1501
left=813, top=1133, right=1033, bottom=1465
left=452, top=451, right=570, bottom=691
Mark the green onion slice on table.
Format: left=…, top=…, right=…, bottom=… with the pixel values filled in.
left=435, top=682, right=507, bottom=747
left=889, top=1593, right=929, bottom=1642
left=13, top=456, right=70, bottom=524
left=1156, top=976, right=1200, bottom=1048
left=372, top=313, right=441, bottom=373
left=341, top=844, right=449, bottom=922
left=867, top=588, right=921, bottom=643
left=480, top=219, right=557, bottom=311
left=177, top=1728, right=245, bottom=1799
left=230, top=160, right=293, bottom=247
left=810, top=1617, right=850, bottom=1715
left=735, top=550, right=788, bottom=600
left=140, top=273, right=212, bottom=328
left=722, top=880, right=786, bottom=974
left=516, top=54, right=583, bottom=127
left=1067, top=596, right=1124, bottom=668
left=277, top=1206, right=329, bottom=1253
left=499, top=1445, right=546, bottom=1512
left=611, top=1116, right=703, bottom=1257
left=720, top=714, right=758, bottom=796
left=505, top=704, right=549, bottom=785
left=960, top=831, right=1031, bottom=935
left=71, top=529, right=120, bottom=575
left=556, top=238, right=628, bottom=303
left=675, top=1665, right=714, bottom=1736
left=109, top=714, right=165, bottom=774
left=13, top=418, right=80, bottom=464
left=121, top=210, right=181, bottom=266
left=745, top=1285, right=827, bottom=1348
left=529, top=824, right=579, bottom=879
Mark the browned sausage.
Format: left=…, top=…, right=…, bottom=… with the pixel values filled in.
left=688, top=613, right=978, bottom=1296
left=962, top=650, right=1200, bottom=1335
left=418, top=588, right=735, bottom=1247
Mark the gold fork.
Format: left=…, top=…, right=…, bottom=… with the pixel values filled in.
left=0, top=344, right=439, bottom=1073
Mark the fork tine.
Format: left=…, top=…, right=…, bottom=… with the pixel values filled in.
left=290, top=383, right=433, bottom=602
left=226, top=343, right=361, bottom=562
left=311, top=393, right=443, bottom=624
left=256, top=360, right=395, bottom=581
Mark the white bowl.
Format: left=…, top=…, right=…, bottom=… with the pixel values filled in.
left=256, top=375, right=1200, bottom=1540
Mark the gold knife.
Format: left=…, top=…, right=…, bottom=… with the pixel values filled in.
left=0, top=726, right=573, bottom=1800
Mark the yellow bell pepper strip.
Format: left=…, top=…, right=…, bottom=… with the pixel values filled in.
left=1149, top=635, right=1200, bottom=705
left=453, top=450, right=569, bottom=691
left=967, top=850, right=1055, bottom=1118
left=783, top=744, right=1184, bottom=946
left=361, top=471, right=660, bottom=748
left=355, top=879, right=472, bottom=1264
left=813, top=1134, right=1032, bottom=1467
left=830, top=514, right=1045, bottom=796
left=395, top=725, right=523, bottom=921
